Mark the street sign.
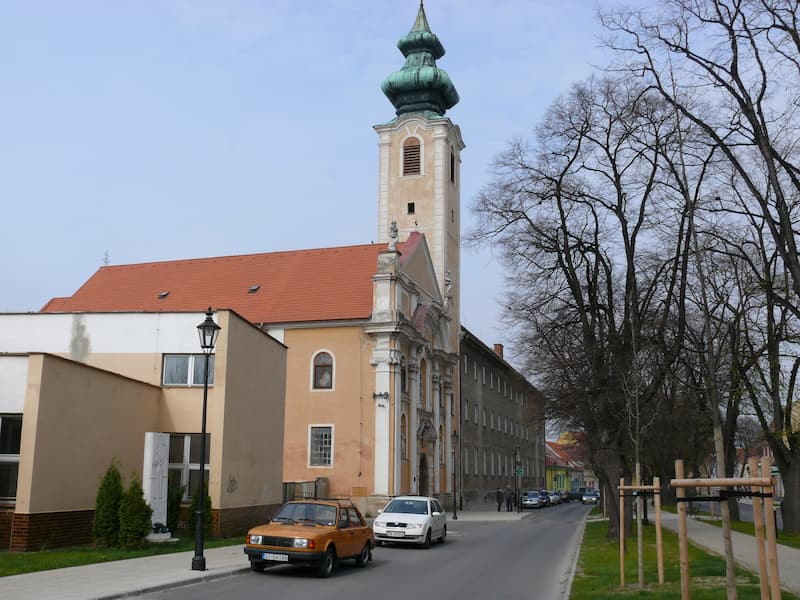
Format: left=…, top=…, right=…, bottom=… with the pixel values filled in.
left=515, top=466, right=523, bottom=476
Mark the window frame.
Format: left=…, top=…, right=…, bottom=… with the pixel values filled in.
left=309, top=424, right=334, bottom=467
left=0, top=414, right=22, bottom=502
left=167, top=432, right=210, bottom=502
left=311, top=350, right=335, bottom=391
left=162, top=354, right=215, bottom=387
left=402, top=136, right=422, bottom=176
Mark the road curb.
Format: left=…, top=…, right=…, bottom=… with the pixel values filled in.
left=95, top=566, right=250, bottom=599
left=560, top=514, right=588, bottom=600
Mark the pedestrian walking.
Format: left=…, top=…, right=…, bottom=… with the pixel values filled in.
left=496, top=487, right=504, bottom=512
left=504, top=484, right=513, bottom=512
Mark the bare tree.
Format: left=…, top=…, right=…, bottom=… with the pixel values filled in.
left=471, top=76, right=692, bottom=540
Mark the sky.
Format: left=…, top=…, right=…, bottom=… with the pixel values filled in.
left=1, top=0, right=623, bottom=368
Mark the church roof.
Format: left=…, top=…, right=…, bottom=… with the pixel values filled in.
left=42, top=235, right=423, bottom=325
left=380, top=2, right=459, bottom=118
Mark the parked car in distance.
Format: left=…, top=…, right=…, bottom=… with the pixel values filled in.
left=568, top=487, right=587, bottom=502
left=520, top=490, right=544, bottom=509
left=244, top=498, right=373, bottom=578
left=582, top=489, right=600, bottom=505
left=372, top=496, right=447, bottom=547
left=559, top=490, right=570, bottom=503
left=538, top=490, right=551, bottom=507
left=548, top=491, right=561, bottom=505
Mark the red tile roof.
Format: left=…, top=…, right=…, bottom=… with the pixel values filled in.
left=42, top=236, right=422, bottom=324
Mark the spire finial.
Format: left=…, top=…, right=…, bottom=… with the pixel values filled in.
left=380, top=3, right=459, bottom=118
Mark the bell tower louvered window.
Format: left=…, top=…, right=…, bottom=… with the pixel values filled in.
left=402, top=137, right=421, bottom=175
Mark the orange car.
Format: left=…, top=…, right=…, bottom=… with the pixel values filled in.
left=244, top=498, right=374, bottom=577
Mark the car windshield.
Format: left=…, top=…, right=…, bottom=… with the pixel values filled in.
left=524, top=491, right=537, bottom=497
left=383, top=499, right=429, bottom=515
left=272, top=502, right=338, bottom=526
left=538, top=491, right=548, bottom=497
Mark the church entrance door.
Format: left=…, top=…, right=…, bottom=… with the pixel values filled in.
left=419, top=454, right=429, bottom=497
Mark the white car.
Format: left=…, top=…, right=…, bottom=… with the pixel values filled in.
left=372, top=496, right=447, bottom=547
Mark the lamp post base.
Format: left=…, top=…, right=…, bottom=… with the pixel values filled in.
left=191, top=556, right=206, bottom=571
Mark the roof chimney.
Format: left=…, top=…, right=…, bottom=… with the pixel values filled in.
left=493, top=343, right=504, bottom=359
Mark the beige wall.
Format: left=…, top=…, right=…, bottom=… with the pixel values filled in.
left=15, top=310, right=288, bottom=516
left=18, top=354, right=161, bottom=513
left=214, top=311, right=286, bottom=509
left=281, top=326, right=375, bottom=497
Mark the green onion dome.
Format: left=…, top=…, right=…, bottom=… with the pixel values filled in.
left=381, top=3, right=459, bottom=118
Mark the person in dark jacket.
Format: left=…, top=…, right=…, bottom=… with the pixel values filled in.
left=504, top=484, right=514, bottom=511
left=496, top=488, right=504, bottom=512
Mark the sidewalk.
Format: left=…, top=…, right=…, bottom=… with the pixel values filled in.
left=1, top=507, right=530, bottom=600
left=660, top=511, right=800, bottom=594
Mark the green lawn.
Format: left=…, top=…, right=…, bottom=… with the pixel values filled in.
left=0, top=535, right=243, bottom=577
left=571, top=520, right=797, bottom=599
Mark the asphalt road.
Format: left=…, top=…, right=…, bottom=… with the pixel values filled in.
left=143, top=502, right=591, bottom=600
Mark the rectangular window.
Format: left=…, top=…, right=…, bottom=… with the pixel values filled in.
left=483, top=449, right=487, bottom=475
left=450, top=151, right=455, bottom=184
left=490, top=451, right=495, bottom=476
left=463, top=355, right=468, bottom=374
left=490, top=411, right=494, bottom=430
left=0, top=414, right=22, bottom=500
left=473, top=363, right=477, bottom=380
left=167, top=432, right=210, bottom=501
left=463, top=400, right=469, bottom=422
left=309, top=426, right=333, bottom=466
left=474, top=448, right=478, bottom=475
left=482, top=366, right=486, bottom=385
left=473, top=405, right=478, bottom=424
left=163, top=354, right=215, bottom=386
left=463, top=447, right=469, bottom=475
left=482, top=408, right=487, bottom=427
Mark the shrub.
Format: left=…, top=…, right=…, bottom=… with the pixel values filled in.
left=93, top=461, right=123, bottom=547
left=118, top=476, right=154, bottom=549
left=188, top=489, right=213, bottom=538
left=167, top=484, right=185, bottom=533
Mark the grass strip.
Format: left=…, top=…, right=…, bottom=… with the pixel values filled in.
left=0, top=535, right=243, bottom=577
left=571, top=520, right=798, bottom=599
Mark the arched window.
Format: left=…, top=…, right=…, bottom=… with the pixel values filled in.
left=312, top=351, right=333, bottom=389
left=403, top=137, right=421, bottom=176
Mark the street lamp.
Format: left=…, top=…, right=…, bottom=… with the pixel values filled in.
left=451, top=430, right=458, bottom=520
left=191, top=307, right=221, bottom=572
left=514, top=447, right=521, bottom=514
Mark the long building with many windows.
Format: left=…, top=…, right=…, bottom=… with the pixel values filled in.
left=458, top=328, right=545, bottom=507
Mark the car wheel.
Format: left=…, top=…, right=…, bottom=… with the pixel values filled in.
left=317, top=546, right=336, bottom=578
left=438, top=525, right=446, bottom=544
left=421, top=529, right=432, bottom=548
left=355, top=542, right=370, bottom=567
left=249, top=561, right=266, bottom=573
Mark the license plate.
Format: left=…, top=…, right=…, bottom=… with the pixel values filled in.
left=387, top=530, right=405, bottom=538
left=262, top=552, right=288, bottom=562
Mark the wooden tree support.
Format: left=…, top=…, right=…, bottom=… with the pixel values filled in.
left=672, top=457, right=781, bottom=600
left=618, top=477, right=664, bottom=587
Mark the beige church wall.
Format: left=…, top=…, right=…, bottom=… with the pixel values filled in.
left=17, top=354, right=161, bottom=513
left=214, top=311, right=286, bottom=510
left=281, top=325, right=376, bottom=497
left=387, top=127, right=437, bottom=240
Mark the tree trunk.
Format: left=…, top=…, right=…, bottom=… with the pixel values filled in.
left=779, top=459, right=800, bottom=534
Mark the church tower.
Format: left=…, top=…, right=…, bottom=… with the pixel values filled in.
left=375, top=2, right=465, bottom=344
